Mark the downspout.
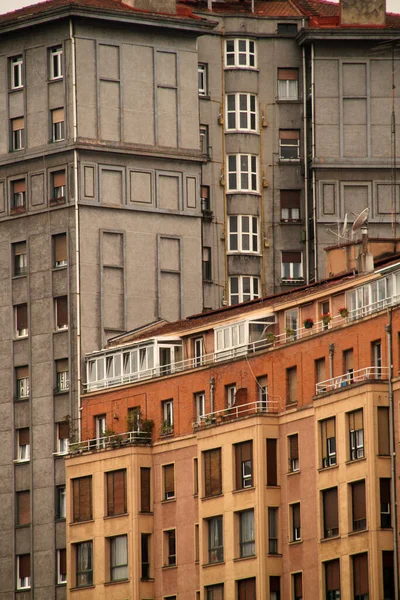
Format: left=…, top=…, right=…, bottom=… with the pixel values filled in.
left=70, top=19, right=82, bottom=441
left=386, top=316, right=399, bottom=600
left=210, top=377, right=215, bottom=413
left=311, top=42, right=318, bottom=281
left=328, top=344, right=334, bottom=379
left=221, top=35, right=228, bottom=305
left=302, top=46, right=309, bottom=284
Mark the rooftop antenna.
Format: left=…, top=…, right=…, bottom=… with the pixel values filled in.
left=351, top=207, right=369, bottom=240
left=342, top=213, right=348, bottom=239
left=326, top=213, right=349, bottom=243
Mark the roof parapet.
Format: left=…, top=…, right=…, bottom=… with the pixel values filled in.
left=122, top=0, right=176, bottom=14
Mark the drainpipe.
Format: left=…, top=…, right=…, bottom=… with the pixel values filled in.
left=386, top=317, right=399, bottom=600
left=311, top=43, right=318, bottom=281
left=302, top=46, right=309, bottom=284
left=328, top=344, right=334, bottom=379
left=210, top=377, right=215, bottom=413
left=70, top=19, right=82, bottom=441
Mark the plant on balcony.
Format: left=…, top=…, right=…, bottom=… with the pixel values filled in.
left=321, top=312, right=331, bottom=325
left=338, top=307, right=348, bottom=318
left=266, top=332, right=276, bottom=343
left=161, top=421, right=173, bottom=435
left=286, top=328, right=295, bottom=339
left=303, top=318, right=314, bottom=329
left=10, top=205, right=26, bottom=215
left=141, top=418, right=154, bottom=434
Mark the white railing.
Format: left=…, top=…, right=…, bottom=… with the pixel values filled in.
left=85, top=293, right=400, bottom=393
left=68, top=430, right=151, bottom=454
left=315, top=366, right=389, bottom=395
left=193, top=400, right=279, bottom=428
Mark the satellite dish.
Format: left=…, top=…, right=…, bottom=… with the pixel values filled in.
left=352, top=208, right=369, bottom=239
left=342, top=213, right=348, bottom=239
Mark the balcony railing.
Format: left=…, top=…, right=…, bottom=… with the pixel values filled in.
left=315, top=366, right=389, bottom=395
left=68, top=430, right=151, bottom=454
left=192, top=399, right=279, bottom=428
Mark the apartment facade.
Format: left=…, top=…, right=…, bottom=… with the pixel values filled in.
left=66, top=249, right=400, bottom=599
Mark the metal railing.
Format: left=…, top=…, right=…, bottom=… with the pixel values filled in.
left=68, top=430, right=151, bottom=454
left=192, top=400, right=279, bottom=428
left=315, top=366, right=389, bottom=395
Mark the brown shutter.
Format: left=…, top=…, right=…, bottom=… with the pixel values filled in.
left=235, top=388, right=248, bottom=405
left=266, top=439, right=277, bottom=486
left=73, top=476, right=92, bottom=522
left=378, top=407, right=390, bottom=455
left=53, top=171, right=66, bottom=187
left=54, top=234, right=67, bottom=263
left=52, top=108, right=64, bottom=123
left=210, top=449, right=222, bottom=495
left=353, top=553, right=368, bottom=595
left=282, top=252, right=301, bottom=263
left=292, top=503, right=300, bottom=529
left=344, top=349, right=354, bottom=370
left=349, top=409, right=363, bottom=431
left=280, top=190, right=300, bottom=209
left=270, top=576, right=280, bottom=593
left=58, top=421, right=69, bottom=439
left=289, top=435, right=299, bottom=460
left=326, top=559, right=340, bottom=591
left=59, top=548, right=66, bottom=574
left=294, top=573, right=302, bottom=596
left=213, top=585, right=223, bottom=600
left=56, top=359, right=68, bottom=373
left=238, top=578, right=255, bottom=600
left=323, top=487, right=338, bottom=531
left=235, top=441, right=252, bottom=489
left=14, top=242, right=26, bottom=255
left=56, top=297, right=68, bottom=328
left=19, top=554, right=30, bottom=578
left=280, top=129, right=299, bottom=140
left=164, top=464, right=174, bottom=496
left=106, top=472, right=114, bottom=516
left=112, top=470, right=126, bottom=515
left=19, top=428, right=29, bottom=445
left=17, top=304, right=28, bottom=329
left=316, top=358, right=326, bottom=383
left=383, top=550, right=394, bottom=569
left=16, top=366, right=29, bottom=379
left=17, top=491, right=30, bottom=525
left=12, top=118, right=24, bottom=131
left=278, top=68, right=298, bottom=80
left=352, top=480, right=366, bottom=522
left=140, top=467, right=151, bottom=512
left=380, top=478, right=391, bottom=504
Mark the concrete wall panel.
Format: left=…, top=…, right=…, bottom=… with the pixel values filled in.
left=15, top=526, right=30, bottom=555
left=342, top=62, right=366, bottom=97
left=100, top=168, right=123, bottom=206
left=103, top=231, right=123, bottom=266
left=31, top=172, right=45, bottom=207
left=179, top=51, right=199, bottom=150
left=76, top=38, right=97, bottom=138
left=26, top=47, right=47, bottom=148
left=103, top=267, right=124, bottom=330
left=159, top=271, right=180, bottom=322
left=130, top=170, right=153, bottom=204
left=157, top=87, right=177, bottom=147
left=9, top=90, right=24, bottom=119
left=0, top=57, right=7, bottom=153
left=343, top=125, right=367, bottom=157
left=0, top=181, right=4, bottom=214
left=156, top=51, right=176, bottom=87
left=99, top=80, right=120, bottom=142
left=98, top=44, right=119, bottom=80
left=122, top=44, right=154, bottom=145
left=315, top=60, right=339, bottom=98
left=48, top=80, right=64, bottom=110
left=157, top=173, right=180, bottom=211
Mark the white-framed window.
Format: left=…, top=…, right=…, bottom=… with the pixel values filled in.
left=281, top=252, right=303, bottom=280
left=228, top=215, right=260, bottom=254
left=53, top=233, right=67, bottom=267
left=198, top=63, right=207, bottom=96
left=277, top=68, right=299, bottom=101
left=49, top=46, right=63, bottom=80
left=200, top=124, right=209, bottom=156
left=280, top=190, right=301, bottom=221
left=56, top=359, right=69, bottom=392
left=225, top=38, right=256, bottom=69
left=95, top=414, right=107, bottom=449
left=56, top=485, right=66, bottom=519
left=202, top=247, right=212, bottom=282
left=215, top=322, right=246, bottom=353
left=193, top=337, right=204, bottom=367
left=11, top=179, right=26, bottom=209
left=227, top=154, right=258, bottom=193
left=285, top=308, right=299, bottom=333
left=226, top=93, right=258, bottom=132
left=279, top=129, right=300, bottom=160
left=51, top=108, right=65, bottom=142
left=17, top=428, right=30, bottom=462
left=163, top=399, right=174, bottom=429
left=11, top=118, right=24, bottom=151
left=16, top=366, right=29, bottom=399
left=229, top=276, right=260, bottom=305
left=195, top=392, right=205, bottom=422
left=110, top=535, right=128, bottom=582
left=57, top=422, right=69, bottom=455
left=15, top=304, right=28, bottom=338
left=51, top=170, right=66, bottom=200
left=57, top=549, right=67, bottom=584
left=17, top=554, right=31, bottom=590
left=55, top=296, right=68, bottom=330
left=13, top=241, right=27, bottom=276
left=226, top=384, right=236, bottom=407
left=10, top=55, right=23, bottom=90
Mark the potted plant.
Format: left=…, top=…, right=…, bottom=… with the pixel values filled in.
left=321, top=312, right=331, bottom=326
left=338, top=307, right=348, bottom=318
left=286, top=328, right=295, bottom=339
left=303, top=318, right=314, bottom=329
left=266, top=332, right=276, bottom=343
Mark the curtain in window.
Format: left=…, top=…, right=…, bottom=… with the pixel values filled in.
left=240, top=510, right=255, bottom=556
left=111, top=536, right=128, bottom=580
left=76, top=542, right=92, bottom=587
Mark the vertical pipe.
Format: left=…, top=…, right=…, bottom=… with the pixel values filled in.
left=328, top=343, right=334, bottom=379
left=221, top=35, right=228, bottom=305
left=311, top=43, right=318, bottom=281
left=302, top=46, right=309, bottom=284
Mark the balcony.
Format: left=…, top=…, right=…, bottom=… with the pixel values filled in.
left=316, top=366, right=389, bottom=395
left=68, top=430, right=151, bottom=455
left=192, top=399, right=279, bottom=429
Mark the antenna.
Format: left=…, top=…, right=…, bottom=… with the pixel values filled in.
left=326, top=214, right=350, bottom=244
left=342, top=213, right=348, bottom=239
left=351, top=208, right=369, bottom=239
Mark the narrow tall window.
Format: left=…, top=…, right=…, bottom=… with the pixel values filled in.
left=195, top=392, right=206, bottom=423
left=266, top=439, right=278, bottom=486
left=351, top=480, right=367, bottom=532
left=325, top=559, right=340, bottom=600
left=320, top=417, right=336, bottom=468
left=110, top=535, right=128, bottom=582
left=378, top=407, right=390, bottom=456
left=282, top=252, right=303, bottom=280
left=352, top=553, right=368, bottom=600
left=16, top=490, right=30, bottom=526
left=51, top=170, right=66, bottom=201
left=49, top=46, right=63, bottom=80
left=239, top=509, right=255, bottom=557
left=17, top=554, right=31, bottom=590
left=343, top=348, right=354, bottom=382
left=12, top=241, right=27, bottom=276
left=383, top=551, right=395, bottom=600
left=258, top=376, right=268, bottom=409
left=291, top=503, right=301, bottom=541
left=235, top=440, right=253, bottom=489
left=288, top=434, right=299, bottom=472
left=280, top=190, right=300, bottom=221
left=57, top=421, right=69, bottom=454
left=76, top=541, right=93, bottom=588
left=16, top=366, right=29, bottom=399
left=206, top=584, right=224, bottom=600
left=57, top=549, right=67, bottom=584
left=372, top=340, right=382, bottom=377
left=380, top=478, right=391, bottom=528
left=141, top=533, right=150, bottom=579
left=287, top=366, right=297, bottom=403
left=72, top=476, right=92, bottom=522
left=270, top=577, right=280, bottom=600
left=268, top=507, right=278, bottom=554
left=277, top=68, right=298, bottom=100
left=208, top=516, right=224, bottom=563
left=165, top=529, right=176, bottom=566
left=279, top=129, right=300, bottom=160
left=293, top=573, right=302, bottom=600
left=163, top=463, right=175, bottom=500
left=226, top=93, right=257, bottom=132
left=17, top=428, right=30, bottom=461
left=162, top=399, right=174, bottom=433
left=10, top=55, right=23, bottom=89
left=55, top=296, right=68, bottom=330
left=315, top=357, right=326, bottom=387
left=348, top=409, right=364, bottom=460
left=204, top=448, right=222, bottom=497
left=200, top=185, right=210, bottom=212
left=193, top=458, right=199, bottom=495
left=56, top=359, right=69, bottom=392
left=140, top=467, right=151, bottom=513
left=56, top=485, right=66, bottom=520
left=11, top=118, right=24, bottom=151
left=51, top=108, right=65, bottom=142
left=15, top=304, right=28, bottom=337
left=106, top=470, right=127, bottom=516
left=237, top=578, right=256, bottom=599
left=202, top=248, right=212, bottom=281
left=198, top=63, right=207, bottom=96
left=228, top=215, right=259, bottom=253
left=227, top=154, right=258, bottom=192
left=322, top=487, right=339, bottom=538
left=53, top=233, right=67, bottom=268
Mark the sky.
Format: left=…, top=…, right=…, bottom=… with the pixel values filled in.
left=1, top=0, right=400, bottom=15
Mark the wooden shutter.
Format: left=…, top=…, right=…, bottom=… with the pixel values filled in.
left=266, top=439, right=277, bottom=486
left=323, top=487, right=338, bottom=531
left=238, top=578, right=255, bottom=600
left=52, top=108, right=64, bottom=123
left=17, top=304, right=28, bottom=329
left=352, top=480, right=366, bottom=522
left=321, top=418, right=335, bottom=460
left=278, top=68, right=298, bottom=80
left=54, top=234, right=67, bottom=263
left=204, top=449, right=221, bottom=497
left=282, top=252, right=301, bottom=263
left=59, top=548, right=66, bottom=575
left=56, top=359, right=68, bottom=373
left=294, top=573, right=302, bottom=597
left=326, top=559, right=340, bottom=591
left=58, top=421, right=69, bottom=439
left=73, top=476, right=92, bottom=522
left=353, top=553, right=368, bottom=595
left=378, top=407, right=390, bottom=455
left=270, top=576, right=280, bottom=593
left=140, top=467, right=151, bottom=512
left=280, top=190, right=300, bottom=209
left=19, top=554, right=30, bottom=578
left=164, top=464, right=174, bottom=497
left=17, top=491, right=30, bottom=525
left=316, top=358, right=326, bottom=383
left=19, top=428, right=29, bottom=445
left=383, top=550, right=394, bottom=569
left=349, top=409, right=363, bottom=431
left=380, top=478, right=391, bottom=505
left=56, top=297, right=68, bottom=328
left=16, top=366, right=29, bottom=379
left=235, top=441, right=252, bottom=489
left=289, top=434, right=299, bottom=460
left=280, top=129, right=299, bottom=140
left=12, top=118, right=24, bottom=131
left=113, top=470, right=126, bottom=515
left=292, top=503, right=300, bottom=529
left=213, top=585, right=223, bottom=600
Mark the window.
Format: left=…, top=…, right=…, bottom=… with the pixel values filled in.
left=163, top=463, right=175, bottom=500
left=10, top=55, right=23, bottom=89
left=49, top=46, right=63, bottom=80
left=380, top=478, right=391, bottom=528
left=200, top=124, right=209, bottom=156
left=239, top=509, right=255, bottom=557
left=285, top=308, right=298, bottom=339
left=140, top=467, right=151, bottom=513
left=51, top=170, right=66, bottom=200
left=281, top=252, right=303, bottom=280
left=320, top=300, right=330, bottom=330
left=291, top=503, right=301, bottom=541
left=11, top=118, right=24, bottom=151
left=75, top=541, right=93, bottom=588
left=51, top=108, right=65, bottom=142
left=15, top=304, right=28, bottom=338
left=352, top=553, right=368, bottom=600
left=55, top=296, right=68, bottom=330
left=325, top=559, right=340, bottom=600
left=72, top=476, right=92, bottom=522
left=293, top=573, right=303, bottom=600
left=56, top=359, right=69, bottom=392
left=227, top=154, right=258, bottom=192
left=106, top=469, right=127, bottom=516
left=281, top=190, right=301, bottom=222
left=17, top=428, right=30, bottom=462
left=11, top=180, right=26, bottom=213
left=202, top=247, right=212, bottom=281
left=225, top=39, right=256, bottom=68
left=372, top=340, right=382, bottom=377
left=141, top=533, right=150, bottom=579
left=94, top=414, right=106, bottom=448
left=270, top=576, right=281, bottom=600
left=226, top=384, right=236, bottom=407
left=351, top=480, right=367, bottom=532
left=17, top=554, right=30, bottom=590
left=110, top=535, right=128, bottom=582
left=229, top=276, right=260, bottom=305
left=200, top=185, right=211, bottom=213
left=12, top=241, right=27, bottom=276
left=194, top=523, right=199, bottom=562
left=194, top=457, right=199, bottom=495
left=57, top=549, right=67, bottom=584
left=53, top=233, right=67, bottom=267
left=320, top=417, right=336, bottom=468
left=266, top=439, right=278, bottom=486
left=383, top=551, right=395, bottom=600
left=288, top=434, right=299, bottom=472
left=162, top=399, right=173, bottom=433
left=268, top=507, right=278, bottom=554
left=208, top=516, right=223, bottom=563
left=277, top=22, right=298, bottom=34
left=127, top=406, right=140, bottom=432
left=57, top=421, right=69, bottom=454
left=228, top=215, right=259, bottom=254
left=378, top=407, right=390, bottom=455
left=206, top=584, right=224, bottom=600
left=16, top=366, right=29, bottom=399
left=343, top=348, right=354, bottom=382
left=16, top=490, right=30, bottom=526
left=204, top=448, right=222, bottom=497
left=56, top=485, right=66, bottom=520
left=348, top=409, right=364, bottom=460
left=195, top=392, right=206, bottom=423
left=237, top=577, right=256, bottom=599
left=315, top=357, right=326, bottom=388
left=198, top=63, right=207, bottom=96
left=277, top=68, right=299, bottom=100
left=279, top=129, right=300, bottom=160
left=322, top=487, right=339, bottom=538
left=226, top=93, right=257, bottom=132
left=287, top=366, right=297, bottom=403
left=235, top=440, right=253, bottom=489
left=165, top=529, right=176, bottom=566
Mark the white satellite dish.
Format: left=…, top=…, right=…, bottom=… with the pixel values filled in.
left=351, top=208, right=369, bottom=239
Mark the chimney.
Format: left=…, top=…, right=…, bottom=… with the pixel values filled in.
left=357, top=227, right=374, bottom=274
left=122, top=0, right=176, bottom=14
left=341, top=0, right=386, bottom=26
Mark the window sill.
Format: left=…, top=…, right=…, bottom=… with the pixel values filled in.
left=54, top=389, right=70, bottom=396
left=225, top=130, right=259, bottom=136
left=268, top=553, right=282, bottom=557
left=232, top=486, right=255, bottom=494
left=280, top=220, right=303, bottom=225
left=141, top=577, right=155, bottom=582
left=201, top=493, right=224, bottom=501
left=345, top=456, right=366, bottom=466
left=276, top=99, right=302, bottom=104
left=15, top=523, right=30, bottom=529
left=224, top=67, right=259, bottom=73
left=226, top=190, right=261, bottom=196
left=54, top=328, right=69, bottom=334
left=13, top=459, right=30, bottom=464
left=55, top=517, right=66, bottom=523
left=139, top=511, right=154, bottom=515
left=104, top=579, right=129, bottom=586
left=70, top=585, right=95, bottom=592
left=318, top=464, right=339, bottom=473
left=278, top=159, right=301, bottom=165
left=227, top=252, right=262, bottom=257
left=266, top=485, right=280, bottom=489
left=52, top=265, right=67, bottom=271
left=233, top=555, right=256, bottom=563
left=161, top=498, right=176, bottom=504
left=103, top=513, right=129, bottom=520
left=49, top=77, right=64, bottom=83
left=377, top=454, right=390, bottom=458
left=10, top=207, right=27, bottom=215
left=348, top=528, right=368, bottom=537
left=288, top=540, right=303, bottom=546
left=12, top=274, right=27, bottom=280
left=50, top=196, right=66, bottom=206
left=202, top=561, right=225, bottom=568
left=69, top=519, right=94, bottom=526
left=199, top=94, right=211, bottom=101
left=56, top=582, right=67, bottom=587
left=287, top=469, right=300, bottom=476
left=14, top=397, right=30, bottom=403
left=162, top=564, right=177, bottom=570
left=14, top=335, right=28, bottom=341
left=321, top=534, right=340, bottom=543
